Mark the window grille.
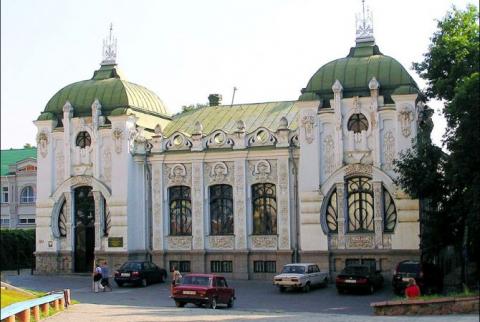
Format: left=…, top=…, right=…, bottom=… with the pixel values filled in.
left=252, top=183, right=277, bottom=235
left=169, top=186, right=192, bottom=236
left=209, top=185, right=233, bottom=235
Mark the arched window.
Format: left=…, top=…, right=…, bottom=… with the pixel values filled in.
left=252, top=183, right=277, bottom=235
left=58, top=200, right=67, bottom=237
left=20, top=186, right=35, bottom=203
left=383, top=188, right=397, bottom=232
left=347, top=177, right=374, bottom=232
left=169, top=186, right=192, bottom=236
left=209, top=185, right=233, bottom=235
left=326, top=189, right=338, bottom=233
left=347, top=113, right=369, bottom=133
left=76, top=131, right=91, bottom=148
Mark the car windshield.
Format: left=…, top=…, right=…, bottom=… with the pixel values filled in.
left=398, top=263, right=420, bottom=273
left=281, top=265, right=305, bottom=274
left=120, top=262, right=142, bottom=271
left=342, top=266, right=369, bottom=275
left=179, top=276, right=211, bottom=286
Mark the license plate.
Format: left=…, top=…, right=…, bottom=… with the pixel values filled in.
left=183, top=291, right=196, bottom=295
left=121, top=273, right=130, bottom=277
left=402, top=277, right=411, bottom=282
left=345, top=279, right=356, bottom=283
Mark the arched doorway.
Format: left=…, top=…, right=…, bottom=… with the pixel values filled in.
left=74, top=186, right=95, bottom=272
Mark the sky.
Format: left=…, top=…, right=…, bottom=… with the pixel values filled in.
left=1, top=0, right=474, bottom=149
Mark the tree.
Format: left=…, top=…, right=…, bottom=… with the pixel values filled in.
left=396, top=4, right=480, bottom=285
left=23, top=143, right=33, bottom=148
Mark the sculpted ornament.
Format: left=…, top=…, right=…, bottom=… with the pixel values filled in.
left=208, top=162, right=229, bottom=184
left=168, top=164, right=188, bottom=185
left=301, top=115, right=315, bottom=144
left=36, top=131, right=49, bottom=158
left=398, top=106, right=414, bottom=137
left=209, top=236, right=234, bottom=249
left=345, top=163, right=372, bottom=177
left=324, top=135, right=335, bottom=177
left=251, top=235, right=277, bottom=249
left=167, top=236, right=192, bottom=250
left=252, top=160, right=271, bottom=182
left=112, top=128, right=123, bottom=154
left=383, top=130, right=395, bottom=171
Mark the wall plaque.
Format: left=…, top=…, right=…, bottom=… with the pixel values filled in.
left=108, top=237, right=123, bottom=248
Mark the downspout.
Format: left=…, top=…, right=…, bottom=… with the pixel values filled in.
left=144, top=142, right=153, bottom=262
left=289, top=143, right=300, bottom=263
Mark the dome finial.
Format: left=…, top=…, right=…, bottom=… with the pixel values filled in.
left=101, top=23, right=117, bottom=65
left=355, top=0, right=374, bottom=45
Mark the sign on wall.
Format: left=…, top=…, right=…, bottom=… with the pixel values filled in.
left=108, top=237, right=123, bottom=247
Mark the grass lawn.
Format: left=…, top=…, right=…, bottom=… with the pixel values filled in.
left=0, top=288, right=39, bottom=308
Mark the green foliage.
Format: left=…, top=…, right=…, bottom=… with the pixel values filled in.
left=0, top=229, right=35, bottom=270
left=412, top=4, right=479, bottom=101
left=180, top=103, right=208, bottom=114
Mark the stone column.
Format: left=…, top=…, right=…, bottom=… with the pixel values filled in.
left=336, top=183, right=346, bottom=249
left=191, top=161, right=204, bottom=249
left=234, top=159, right=247, bottom=249
left=92, top=191, right=103, bottom=251
left=373, top=181, right=384, bottom=249
left=151, top=160, right=164, bottom=250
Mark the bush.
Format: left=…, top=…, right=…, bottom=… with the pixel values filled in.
left=0, top=229, right=35, bottom=270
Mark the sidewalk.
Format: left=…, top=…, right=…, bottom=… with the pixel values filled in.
left=44, top=304, right=479, bottom=322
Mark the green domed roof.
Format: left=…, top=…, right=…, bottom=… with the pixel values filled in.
left=299, top=42, right=419, bottom=105
left=39, top=64, right=169, bottom=120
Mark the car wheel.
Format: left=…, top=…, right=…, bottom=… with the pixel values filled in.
left=227, top=296, right=234, bottom=308
left=303, top=283, right=311, bottom=293
left=279, top=286, right=286, bottom=293
left=210, top=297, right=217, bottom=309
left=141, top=278, right=148, bottom=287
left=116, top=281, right=124, bottom=287
left=175, top=301, right=185, bottom=308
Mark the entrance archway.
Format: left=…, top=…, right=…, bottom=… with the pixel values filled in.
left=74, top=186, right=95, bottom=272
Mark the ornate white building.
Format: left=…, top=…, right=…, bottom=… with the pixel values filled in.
left=35, top=16, right=423, bottom=278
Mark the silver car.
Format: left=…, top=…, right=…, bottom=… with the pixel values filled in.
left=273, top=263, right=329, bottom=292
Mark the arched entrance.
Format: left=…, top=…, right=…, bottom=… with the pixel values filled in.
left=74, top=186, right=95, bottom=272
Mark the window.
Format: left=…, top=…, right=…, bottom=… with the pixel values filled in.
left=345, top=258, right=377, bottom=271
left=209, top=185, right=234, bottom=235
left=383, top=188, right=397, bottom=232
left=346, top=177, right=374, bottom=232
left=169, top=186, right=192, bottom=236
left=253, top=260, right=276, bottom=273
left=347, top=113, right=369, bottom=133
left=326, top=189, right=338, bottom=233
left=214, top=278, right=227, bottom=288
left=252, top=183, right=277, bottom=235
left=20, top=186, right=35, bottom=203
left=169, top=261, right=191, bottom=273
left=211, top=261, right=233, bottom=273
left=19, top=218, right=35, bottom=224
left=1, top=187, right=8, bottom=203
left=0, top=218, right=10, bottom=226
left=58, top=200, right=67, bottom=237
left=75, top=131, right=91, bottom=148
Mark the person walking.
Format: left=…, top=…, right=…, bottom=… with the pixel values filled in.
left=101, top=261, right=113, bottom=292
left=93, top=263, right=104, bottom=293
left=405, top=278, right=421, bottom=299
left=170, top=266, right=182, bottom=296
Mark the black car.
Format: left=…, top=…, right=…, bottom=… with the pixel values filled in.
left=392, top=260, right=443, bottom=295
left=114, top=260, right=167, bottom=287
left=335, top=264, right=384, bottom=294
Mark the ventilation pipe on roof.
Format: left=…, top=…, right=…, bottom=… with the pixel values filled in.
left=208, top=94, right=222, bottom=106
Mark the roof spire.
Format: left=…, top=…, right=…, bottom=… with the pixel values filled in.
left=355, top=0, right=374, bottom=45
left=101, top=23, right=117, bottom=65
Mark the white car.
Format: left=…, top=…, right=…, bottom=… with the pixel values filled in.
left=273, top=263, right=329, bottom=292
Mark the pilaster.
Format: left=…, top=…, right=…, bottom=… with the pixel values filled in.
left=373, top=181, right=384, bottom=249
left=336, top=182, right=346, bottom=249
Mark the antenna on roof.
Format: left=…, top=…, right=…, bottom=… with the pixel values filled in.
left=101, top=23, right=118, bottom=65
left=230, top=86, right=238, bottom=107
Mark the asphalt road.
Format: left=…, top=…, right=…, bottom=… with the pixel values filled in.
left=6, top=271, right=394, bottom=316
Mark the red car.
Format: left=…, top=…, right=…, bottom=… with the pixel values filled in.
left=171, top=273, right=235, bottom=309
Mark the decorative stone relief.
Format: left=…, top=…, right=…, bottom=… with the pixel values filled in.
left=112, top=128, right=123, bottom=154
left=398, top=106, right=414, bottom=137
left=36, top=131, right=49, bottom=158
left=192, top=162, right=203, bottom=248
left=344, top=163, right=372, bottom=177
left=55, top=148, right=64, bottom=188
left=382, top=130, right=395, bottom=171
left=324, top=135, right=335, bottom=177
left=247, top=128, right=277, bottom=147
left=208, top=235, right=234, bottom=249
left=206, top=130, right=234, bottom=149
left=234, top=160, right=246, bottom=249
left=102, top=148, right=112, bottom=185
left=251, top=235, right=277, bottom=249
left=152, top=164, right=163, bottom=249
left=383, top=234, right=392, bottom=249
left=336, top=183, right=346, bottom=249
left=167, top=236, right=192, bottom=250
left=277, top=158, right=289, bottom=249
left=329, top=235, right=338, bottom=249
left=301, top=115, right=315, bottom=144
left=205, top=161, right=233, bottom=185
left=165, top=132, right=193, bottom=151
left=70, top=175, right=93, bottom=187
left=346, top=235, right=374, bottom=248
left=373, top=182, right=384, bottom=249
left=249, top=159, right=277, bottom=183
left=289, top=132, right=299, bottom=147
left=165, top=163, right=191, bottom=186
